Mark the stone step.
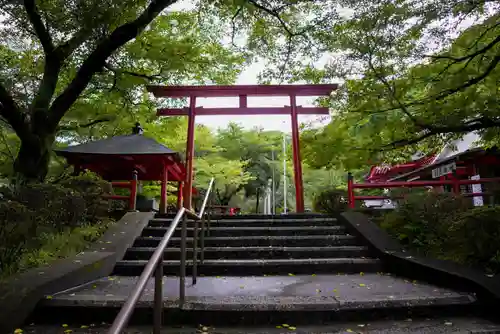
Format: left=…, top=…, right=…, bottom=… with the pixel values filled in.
left=123, top=246, right=372, bottom=260
left=141, top=225, right=346, bottom=238
left=30, top=275, right=481, bottom=328
left=112, top=258, right=383, bottom=276
left=22, top=317, right=500, bottom=334
left=149, top=217, right=339, bottom=228
left=154, top=213, right=332, bottom=221
left=133, top=235, right=360, bottom=248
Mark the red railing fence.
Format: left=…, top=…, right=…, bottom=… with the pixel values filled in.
left=347, top=172, right=500, bottom=209
left=103, top=170, right=138, bottom=211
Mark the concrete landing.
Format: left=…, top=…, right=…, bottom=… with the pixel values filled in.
left=41, top=273, right=475, bottom=311
left=20, top=317, right=500, bottom=333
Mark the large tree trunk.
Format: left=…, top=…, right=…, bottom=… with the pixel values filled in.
left=13, top=134, right=54, bottom=182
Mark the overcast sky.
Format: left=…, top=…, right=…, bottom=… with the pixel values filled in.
left=169, top=0, right=333, bottom=133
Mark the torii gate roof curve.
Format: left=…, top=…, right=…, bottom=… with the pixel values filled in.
left=147, top=84, right=338, bottom=212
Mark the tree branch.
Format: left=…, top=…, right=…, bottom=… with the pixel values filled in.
left=57, top=117, right=112, bottom=131
left=55, top=28, right=93, bottom=60
left=382, top=117, right=500, bottom=149
left=23, top=0, right=54, bottom=55
left=366, top=54, right=434, bottom=131
left=246, top=0, right=298, bottom=37
left=103, top=63, right=161, bottom=81
left=47, top=0, right=178, bottom=133
left=362, top=52, right=500, bottom=115
left=0, top=81, right=29, bottom=138
left=426, top=33, right=500, bottom=63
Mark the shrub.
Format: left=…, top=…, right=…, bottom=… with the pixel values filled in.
left=0, top=201, right=38, bottom=275
left=446, top=206, right=500, bottom=273
left=381, top=191, right=471, bottom=254
left=59, top=172, right=112, bottom=221
left=313, top=187, right=352, bottom=213
left=2, top=183, right=86, bottom=231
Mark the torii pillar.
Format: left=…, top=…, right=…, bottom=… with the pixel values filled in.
left=147, top=84, right=337, bottom=213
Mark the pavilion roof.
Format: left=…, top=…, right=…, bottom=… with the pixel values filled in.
left=55, top=134, right=177, bottom=156
left=365, top=154, right=436, bottom=183
left=55, top=126, right=186, bottom=181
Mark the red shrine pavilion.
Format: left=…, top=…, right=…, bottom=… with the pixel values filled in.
left=55, top=123, right=194, bottom=213
left=362, top=132, right=500, bottom=206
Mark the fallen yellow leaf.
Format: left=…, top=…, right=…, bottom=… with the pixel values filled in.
left=80, top=325, right=89, bottom=329
left=62, top=324, right=68, bottom=328
left=45, top=295, right=53, bottom=299
left=64, top=330, right=73, bottom=334
left=360, top=272, right=364, bottom=276
left=346, top=329, right=353, bottom=333
left=282, top=324, right=289, bottom=327
left=276, top=326, right=282, bottom=329
left=333, top=289, right=337, bottom=292
left=359, top=283, right=366, bottom=287
left=288, top=273, right=294, bottom=276
left=13, top=329, right=23, bottom=334
left=289, top=326, right=297, bottom=330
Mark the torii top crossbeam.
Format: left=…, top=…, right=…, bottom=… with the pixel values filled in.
left=147, top=84, right=337, bottom=97
left=147, top=84, right=338, bottom=213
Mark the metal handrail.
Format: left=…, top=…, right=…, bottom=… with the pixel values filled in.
left=198, top=178, right=215, bottom=218
left=107, top=177, right=215, bottom=334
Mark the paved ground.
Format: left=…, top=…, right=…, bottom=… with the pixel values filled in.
left=19, top=317, right=500, bottom=334
left=42, top=273, right=475, bottom=311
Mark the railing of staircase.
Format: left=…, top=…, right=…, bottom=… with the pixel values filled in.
left=108, top=177, right=215, bottom=334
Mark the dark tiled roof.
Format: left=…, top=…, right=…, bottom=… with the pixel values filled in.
left=55, top=135, right=176, bottom=155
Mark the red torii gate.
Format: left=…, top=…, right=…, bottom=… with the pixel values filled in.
left=147, top=84, right=337, bottom=213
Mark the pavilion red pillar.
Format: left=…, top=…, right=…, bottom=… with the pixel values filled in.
left=290, top=94, right=305, bottom=213
left=183, top=96, right=196, bottom=210
left=159, top=165, right=168, bottom=214
left=177, top=181, right=184, bottom=209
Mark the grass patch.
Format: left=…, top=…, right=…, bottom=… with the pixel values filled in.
left=0, top=218, right=114, bottom=280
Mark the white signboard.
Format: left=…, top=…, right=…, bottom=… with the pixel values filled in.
left=432, top=162, right=456, bottom=179
left=471, top=174, right=483, bottom=207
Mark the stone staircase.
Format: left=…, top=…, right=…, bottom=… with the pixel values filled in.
left=113, top=214, right=382, bottom=276
left=25, top=214, right=500, bottom=333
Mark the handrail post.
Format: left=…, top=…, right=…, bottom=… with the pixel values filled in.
left=207, top=189, right=214, bottom=236
left=192, top=218, right=199, bottom=285
left=200, top=216, right=205, bottom=264
left=347, top=172, right=355, bottom=209
left=179, top=214, right=187, bottom=306
left=129, top=170, right=138, bottom=211
left=153, top=251, right=163, bottom=334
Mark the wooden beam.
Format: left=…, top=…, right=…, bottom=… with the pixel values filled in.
left=239, top=95, right=247, bottom=108
left=157, top=106, right=330, bottom=116
left=147, top=84, right=338, bottom=98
